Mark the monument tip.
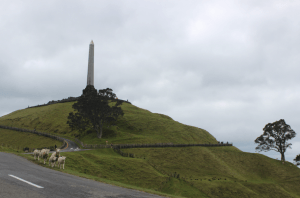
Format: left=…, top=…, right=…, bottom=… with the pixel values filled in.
left=90, top=40, right=94, bottom=44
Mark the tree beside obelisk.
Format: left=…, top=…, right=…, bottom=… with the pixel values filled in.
left=87, top=40, right=94, bottom=86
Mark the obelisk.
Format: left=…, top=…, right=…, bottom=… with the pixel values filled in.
left=87, top=40, right=94, bottom=86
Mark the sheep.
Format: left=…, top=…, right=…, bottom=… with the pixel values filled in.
left=51, top=149, right=60, bottom=158
left=33, top=149, right=41, bottom=160
left=39, top=149, right=50, bottom=164
left=49, top=149, right=60, bottom=166
left=39, top=149, right=46, bottom=161
left=49, top=156, right=57, bottom=167
left=57, top=156, right=66, bottom=169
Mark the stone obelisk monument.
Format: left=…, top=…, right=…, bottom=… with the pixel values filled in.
left=87, top=40, right=94, bottom=86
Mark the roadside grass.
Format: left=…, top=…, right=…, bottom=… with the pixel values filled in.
left=0, top=101, right=218, bottom=145
left=0, top=145, right=18, bottom=153
left=11, top=145, right=300, bottom=198
left=17, top=148, right=183, bottom=198
left=0, top=128, right=62, bottom=150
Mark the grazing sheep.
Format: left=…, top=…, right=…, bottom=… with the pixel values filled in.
left=57, top=156, right=66, bottom=169
left=39, top=149, right=46, bottom=160
left=49, top=149, right=60, bottom=167
left=39, top=149, right=50, bottom=164
left=49, top=156, right=57, bottom=167
left=51, top=149, right=60, bottom=158
left=33, top=149, right=41, bottom=160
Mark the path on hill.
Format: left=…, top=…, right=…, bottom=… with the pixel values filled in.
left=58, top=137, right=87, bottom=152
left=24, top=137, right=90, bottom=154
left=0, top=152, right=167, bottom=198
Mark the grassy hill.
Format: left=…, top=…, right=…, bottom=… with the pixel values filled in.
left=0, top=101, right=219, bottom=145
left=1, top=101, right=300, bottom=198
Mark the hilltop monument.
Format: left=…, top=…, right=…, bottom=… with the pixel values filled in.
left=87, top=40, right=94, bottom=86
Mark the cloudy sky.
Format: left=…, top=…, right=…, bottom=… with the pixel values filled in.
left=1, top=0, right=300, bottom=165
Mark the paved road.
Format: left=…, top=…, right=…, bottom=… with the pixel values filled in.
left=0, top=152, right=167, bottom=198
left=24, top=137, right=89, bottom=154
left=57, top=137, right=87, bottom=152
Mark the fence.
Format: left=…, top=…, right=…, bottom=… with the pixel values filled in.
left=0, top=125, right=67, bottom=150
left=73, top=137, right=233, bottom=149
left=0, top=125, right=233, bottom=157
left=73, top=139, right=233, bottom=158
left=112, top=142, right=233, bottom=158
left=113, top=142, right=232, bottom=149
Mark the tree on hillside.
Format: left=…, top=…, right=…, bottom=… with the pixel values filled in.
left=67, top=85, right=124, bottom=139
left=254, top=119, right=296, bottom=163
left=293, top=154, right=300, bottom=166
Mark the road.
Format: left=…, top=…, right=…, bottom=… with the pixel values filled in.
left=0, top=152, right=167, bottom=198
left=24, top=137, right=89, bottom=154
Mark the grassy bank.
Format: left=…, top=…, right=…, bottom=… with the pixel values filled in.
left=0, top=128, right=62, bottom=150
left=15, top=146, right=300, bottom=198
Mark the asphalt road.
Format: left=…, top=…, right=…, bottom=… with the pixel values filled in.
left=0, top=152, right=167, bottom=198
left=24, top=137, right=89, bottom=154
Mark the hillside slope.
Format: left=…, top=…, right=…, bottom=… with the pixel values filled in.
left=0, top=101, right=219, bottom=145
left=18, top=145, right=300, bottom=198
left=1, top=101, right=300, bottom=197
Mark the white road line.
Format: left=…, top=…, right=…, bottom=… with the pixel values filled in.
left=8, top=174, right=44, bottom=189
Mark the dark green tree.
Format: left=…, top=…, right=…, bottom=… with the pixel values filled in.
left=254, top=119, right=296, bottom=163
left=67, top=85, right=124, bottom=139
left=293, top=154, right=300, bottom=166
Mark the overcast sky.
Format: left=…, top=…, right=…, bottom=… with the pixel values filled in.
left=1, top=0, right=300, bottom=166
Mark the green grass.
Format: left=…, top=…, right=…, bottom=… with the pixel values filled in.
left=0, top=128, right=62, bottom=150
left=0, top=145, right=19, bottom=153
left=13, top=146, right=300, bottom=198
left=123, top=146, right=300, bottom=197
left=0, top=101, right=218, bottom=145
left=1, top=101, right=300, bottom=197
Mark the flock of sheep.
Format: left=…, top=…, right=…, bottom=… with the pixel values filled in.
left=33, top=148, right=67, bottom=169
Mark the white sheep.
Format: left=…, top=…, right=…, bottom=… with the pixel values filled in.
left=33, top=149, right=41, bottom=160
left=39, top=149, right=50, bottom=164
left=49, top=149, right=60, bottom=166
left=49, top=156, right=57, bottom=167
left=39, top=149, right=46, bottom=160
left=51, top=149, right=60, bottom=158
left=57, top=156, right=66, bottom=169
